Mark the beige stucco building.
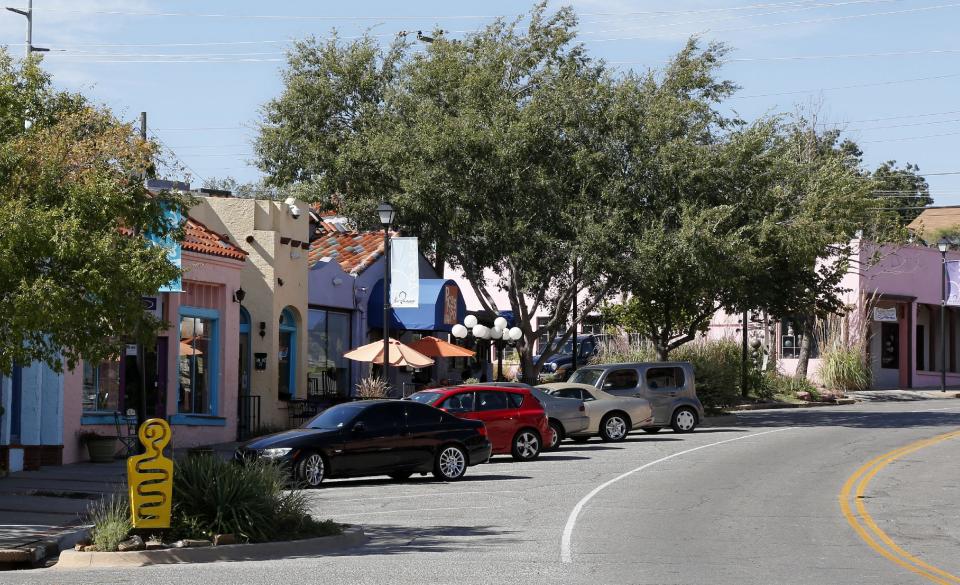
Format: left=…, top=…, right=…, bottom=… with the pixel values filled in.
left=190, top=195, right=310, bottom=431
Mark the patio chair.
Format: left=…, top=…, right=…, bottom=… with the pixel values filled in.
left=115, top=410, right=139, bottom=457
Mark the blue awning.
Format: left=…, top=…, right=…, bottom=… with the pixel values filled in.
left=368, top=279, right=467, bottom=332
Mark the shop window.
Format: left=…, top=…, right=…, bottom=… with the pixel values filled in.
left=780, top=318, right=821, bottom=360
left=179, top=310, right=218, bottom=415
left=581, top=315, right=603, bottom=336
left=307, top=308, right=351, bottom=397
left=278, top=308, right=298, bottom=400
left=82, top=361, right=121, bottom=412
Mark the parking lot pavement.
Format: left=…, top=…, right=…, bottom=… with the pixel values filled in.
left=9, top=400, right=960, bottom=585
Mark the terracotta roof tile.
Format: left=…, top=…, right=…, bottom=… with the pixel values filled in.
left=907, top=206, right=960, bottom=236
left=308, top=229, right=396, bottom=275
left=182, top=217, right=247, bottom=261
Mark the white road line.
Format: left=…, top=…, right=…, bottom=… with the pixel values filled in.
left=559, top=427, right=795, bottom=564
left=319, top=490, right=521, bottom=504
left=332, top=506, right=496, bottom=518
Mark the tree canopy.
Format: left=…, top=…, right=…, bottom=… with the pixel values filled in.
left=256, top=3, right=917, bottom=372
left=0, top=52, right=186, bottom=375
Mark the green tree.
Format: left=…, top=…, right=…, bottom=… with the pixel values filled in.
left=0, top=52, right=187, bottom=375
left=257, top=5, right=620, bottom=382
left=870, top=161, right=931, bottom=224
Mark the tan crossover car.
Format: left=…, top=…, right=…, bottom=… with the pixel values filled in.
left=537, top=382, right=654, bottom=442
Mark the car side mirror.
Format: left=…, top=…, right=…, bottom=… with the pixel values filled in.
left=352, top=421, right=366, bottom=433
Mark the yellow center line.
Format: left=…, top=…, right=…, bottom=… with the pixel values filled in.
left=839, top=430, right=960, bottom=585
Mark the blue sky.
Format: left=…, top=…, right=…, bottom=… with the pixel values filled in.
left=3, top=0, right=959, bottom=203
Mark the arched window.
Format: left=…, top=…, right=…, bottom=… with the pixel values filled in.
left=278, top=308, right=298, bottom=400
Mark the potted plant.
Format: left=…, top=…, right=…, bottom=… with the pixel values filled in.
left=79, top=430, right=116, bottom=463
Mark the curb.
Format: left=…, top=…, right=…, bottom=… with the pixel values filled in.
left=0, top=525, right=91, bottom=568
left=54, top=526, right=366, bottom=569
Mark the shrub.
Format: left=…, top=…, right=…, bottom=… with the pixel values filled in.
left=819, top=345, right=870, bottom=393
left=671, top=339, right=742, bottom=410
left=172, top=455, right=337, bottom=543
left=355, top=377, right=388, bottom=399
left=593, top=338, right=741, bottom=410
left=86, top=495, right=131, bottom=552
left=760, top=372, right=818, bottom=400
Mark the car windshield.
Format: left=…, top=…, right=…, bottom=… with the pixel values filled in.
left=305, top=403, right=366, bottom=429
left=407, top=391, right=442, bottom=405
left=569, top=369, right=603, bottom=386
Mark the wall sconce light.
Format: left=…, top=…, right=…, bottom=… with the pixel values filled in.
left=258, top=321, right=266, bottom=339
left=232, top=287, right=246, bottom=304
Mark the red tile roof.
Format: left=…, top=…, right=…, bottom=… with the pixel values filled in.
left=183, top=217, right=247, bottom=261
left=308, top=230, right=395, bottom=274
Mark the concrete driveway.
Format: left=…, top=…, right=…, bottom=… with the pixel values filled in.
left=7, top=399, right=960, bottom=585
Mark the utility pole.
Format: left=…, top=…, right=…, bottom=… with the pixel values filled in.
left=136, top=111, right=148, bottom=431
left=6, top=0, right=49, bottom=57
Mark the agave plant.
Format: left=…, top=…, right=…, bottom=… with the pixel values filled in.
left=355, top=376, right=389, bottom=399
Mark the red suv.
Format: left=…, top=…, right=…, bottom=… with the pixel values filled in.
left=407, top=385, right=550, bottom=461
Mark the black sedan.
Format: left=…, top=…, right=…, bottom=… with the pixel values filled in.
left=236, top=400, right=492, bottom=487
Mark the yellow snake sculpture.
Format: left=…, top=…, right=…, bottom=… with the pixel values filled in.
left=127, top=418, right=173, bottom=528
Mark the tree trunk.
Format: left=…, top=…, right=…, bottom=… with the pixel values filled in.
left=794, top=315, right=813, bottom=379
left=655, top=343, right=669, bottom=361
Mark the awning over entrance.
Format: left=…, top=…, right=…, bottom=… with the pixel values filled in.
left=368, top=279, right=467, bottom=333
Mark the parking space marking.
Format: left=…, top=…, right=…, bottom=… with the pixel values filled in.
left=331, top=505, right=497, bottom=518
left=318, top=490, right=522, bottom=504
left=839, top=429, right=960, bottom=585
left=560, top=427, right=795, bottom=564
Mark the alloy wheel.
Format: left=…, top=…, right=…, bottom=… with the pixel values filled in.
left=439, top=447, right=466, bottom=478
left=605, top=416, right=627, bottom=440
left=304, top=454, right=324, bottom=486
left=516, top=432, right=540, bottom=459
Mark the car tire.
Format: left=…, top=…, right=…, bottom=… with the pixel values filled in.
left=642, top=427, right=662, bottom=434
left=547, top=420, right=564, bottom=450
left=433, top=445, right=468, bottom=481
left=511, top=429, right=542, bottom=461
left=296, top=451, right=326, bottom=488
left=599, top=412, right=630, bottom=442
left=671, top=407, right=698, bottom=433
left=388, top=472, right=413, bottom=481
left=571, top=436, right=590, bottom=443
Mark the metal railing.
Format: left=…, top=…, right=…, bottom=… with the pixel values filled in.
left=237, top=394, right=261, bottom=441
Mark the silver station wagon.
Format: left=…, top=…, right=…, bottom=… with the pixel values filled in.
left=568, top=362, right=705, bottom=433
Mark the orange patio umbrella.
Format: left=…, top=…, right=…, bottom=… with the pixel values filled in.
left=407, top=336, right=476, bottom=359
left=343, top=338, right=435, bottom=368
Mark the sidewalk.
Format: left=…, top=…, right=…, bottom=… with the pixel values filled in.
left=0, top=441, right=239, bottom=567
left=849, top=389, right=960, bottom=402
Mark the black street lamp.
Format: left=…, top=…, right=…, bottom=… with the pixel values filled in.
left=938, top=239, right=950, bottom=392
left=377, top=202, right=397, bottom=384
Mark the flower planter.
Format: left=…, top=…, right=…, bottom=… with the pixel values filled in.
left=86, top=437, right=117, bottom=463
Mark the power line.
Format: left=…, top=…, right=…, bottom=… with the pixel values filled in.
left=860, top=130, right=960, bottom=143
left=734, top=71, right=960, bottom=99
left=843, top=117, right=960, bottom=132
left=728, top=48, right=960, bottom=62
left=591, top=2, right=960, bottom=42
left=818, top=109, right=960, bottom=125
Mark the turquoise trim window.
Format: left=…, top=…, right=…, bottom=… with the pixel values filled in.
left=278, top=308, right=298, bottom=400
left=178, top=306, right=220, bottom=415
left=81, top=361, right=120, bottom=413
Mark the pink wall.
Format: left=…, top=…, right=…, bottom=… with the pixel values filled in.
left=62, top=251, right=244, bottom=463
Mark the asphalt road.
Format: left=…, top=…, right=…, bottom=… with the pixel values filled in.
left=6, top=398, right=960, bottom=585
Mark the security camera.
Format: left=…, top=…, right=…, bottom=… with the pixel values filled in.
left=289, top=205, right=301, bottom=219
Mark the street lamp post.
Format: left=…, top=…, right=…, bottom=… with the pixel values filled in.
left=452, top=316, right=523, bottom=381
left=938, top=239, right=950, bottom=392
left=377, top=202, right=397, bottom=385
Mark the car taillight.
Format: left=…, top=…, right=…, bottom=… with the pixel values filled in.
left=579, top=403, right=585, bottom=412
left=477, top=424, right=488, bottom=437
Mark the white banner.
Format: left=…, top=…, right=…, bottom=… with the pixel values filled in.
left=948, top=260, right=960, bottom=307
left=390, top=237, right=419, bottom=308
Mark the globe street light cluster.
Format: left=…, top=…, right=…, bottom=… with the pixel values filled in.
left=451, top=315, right=523, bottom=342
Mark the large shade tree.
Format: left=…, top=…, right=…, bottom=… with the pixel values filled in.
left=257, top=5, right=623, bottom=382
left=0, top=53, right=186, bottom=375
